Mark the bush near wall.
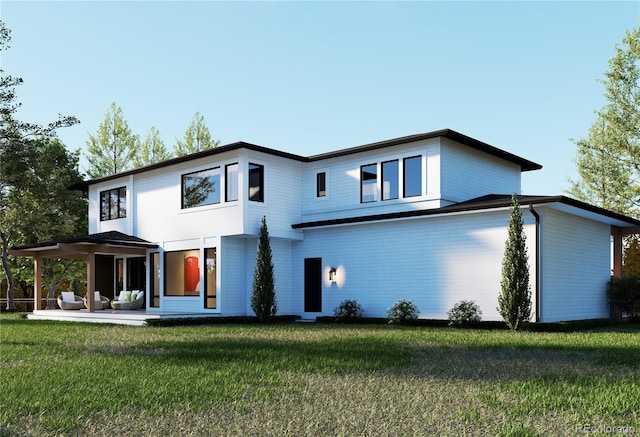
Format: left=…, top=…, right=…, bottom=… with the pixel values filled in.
left=609, top=276, right=640, bottom=320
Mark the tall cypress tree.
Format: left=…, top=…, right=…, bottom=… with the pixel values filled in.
left=498, top=194, right=532, bottom=330
left=251, top=216, right=277, bottom=322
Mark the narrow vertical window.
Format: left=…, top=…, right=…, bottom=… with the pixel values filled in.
left=205, top=248, right=217, bottom=309
left=248, top=163, right=264, bottom=202
left=360, top=163, right=377, bottom=203
left=150, top=252, right=160, bottom=308
left=316, top=172, right=326, bottom=197
left=118, top=187, right=126, bottom=218
left=100, top=191, right=109, bottom=221
left=225, top=163, right=238, bottom=202
left=382, top=160, right=399, bottom=200
left=403, top=156, right=422, bottom=198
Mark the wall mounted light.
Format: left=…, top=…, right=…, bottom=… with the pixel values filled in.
left=329, top=267, right=337, bottom=283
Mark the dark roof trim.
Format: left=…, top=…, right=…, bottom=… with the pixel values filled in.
left=10, top=231, right=158, bottom=251
left=308, top=129, right=542, bottom=171
left=69, top=129, right=541, bottom=191
left=291, top=194, right=640, bottom=229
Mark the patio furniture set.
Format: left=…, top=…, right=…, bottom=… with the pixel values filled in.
left=57, top=290, right=145, bottom=311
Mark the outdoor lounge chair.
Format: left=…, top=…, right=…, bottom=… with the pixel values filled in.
left=84, top=291, right=110, bottom=310
left=57, top=292, right=85, bottom=310
left=111, top=290, right=144, bottom=310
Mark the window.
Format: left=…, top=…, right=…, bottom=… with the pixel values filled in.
left=382, top=160, right=399, bottom=200
left=248, top=163, right=264, bottom=202
left=182, top=167, right=220, bottom=209
left=205, top=248, right=217, bottom=309
left=150, top=252, right=160, bottom=308
left=225, top=163, right=238, bottom=202
left=165, top=250, right=200, bottom=297
left=316, top=172, right=326, bottom=197
left=403, top=156, right=422, bottom=198
left=360, top=163, right=377, bottom=203
left=100, top=187, right=126, bottom=221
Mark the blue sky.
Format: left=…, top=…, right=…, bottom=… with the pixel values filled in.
left=2, top=1, right=639, bottom=195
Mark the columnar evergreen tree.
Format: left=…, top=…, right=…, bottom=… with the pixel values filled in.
left=175, top=111, right=219, bottom=156
left=85, top=102, right=139, bottom=178
left=498, top=194, right=532, bottom=330
left=251, top=216, right=277, bottom=322
left=133, top=126, right=172, bottom=167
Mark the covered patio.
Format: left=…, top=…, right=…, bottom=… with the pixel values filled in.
left=9, top=231, right=158, bottom=314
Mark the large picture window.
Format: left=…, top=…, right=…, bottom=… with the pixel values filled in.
left=100, top=187, right=126, bottom=221
left=182, top=167, right=220, bottom=209
left=382, top=160, right=399, bottom=200
left=165, top=250, right=200, bottom=297
left=361, top=163, right=377, bottom=203
left=226, top=163, right=238, bottom=202
left=403, top=156, right=422, bottom=198
left=248, top=163, right=264, bottom=202
left=205, top=248, right=217, bottom=309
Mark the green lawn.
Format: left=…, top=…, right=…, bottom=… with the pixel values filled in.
left=1, top=314, right=638, bottom=437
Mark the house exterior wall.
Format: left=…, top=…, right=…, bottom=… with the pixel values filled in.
left=539, top=207, right=611, bottom=322
left=440, top=139, right=522, bottom=204
left=292, top=209, right=537, bottom=321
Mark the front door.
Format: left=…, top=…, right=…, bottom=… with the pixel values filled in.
left=304, top=258, right=322, bottom=312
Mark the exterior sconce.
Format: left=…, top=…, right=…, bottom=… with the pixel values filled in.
left=329, top=267, right=337, bottom=283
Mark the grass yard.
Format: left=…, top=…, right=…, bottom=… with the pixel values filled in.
left=0, top=314, right=638, bottom=437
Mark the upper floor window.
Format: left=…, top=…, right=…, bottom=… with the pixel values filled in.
left=182, top=167, right=220, bottom=209
left=403, top=156, right=422, bottom=198
left=316, top=172, right=326, bottom=197
left=225, top=163, right=238, bottom=202
left=382, top=160, right=399, bottom=200
left=248, top=163, right=264, bottom=202
left=361, top=163, right=377, bottom=203
left=100, top=187, right=126, bottom=221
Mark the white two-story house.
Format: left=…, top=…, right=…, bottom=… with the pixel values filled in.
left=13, top=129, right=640, bottom=322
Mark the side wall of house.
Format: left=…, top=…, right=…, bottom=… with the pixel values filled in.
left=292, top=210, right=537, bottom=321
left=539, top=207, right=611, bottom=322
left=440, top=139, right=522, bottom=204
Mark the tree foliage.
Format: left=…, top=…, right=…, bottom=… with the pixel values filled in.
left=175, top=111, right=219, bottom=157
left=568, top=27, right=640, bottom=217
left=0, top=20, right=82, bottom=309
left=85, top=102, right=139, bottom=178
left=133, top=126, right=172, bottom=168
left=251, top=216, right=277, bottom=322
left=498, top=194, right=532, bottom=330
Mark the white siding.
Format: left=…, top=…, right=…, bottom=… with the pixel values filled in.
left=221, top=237, right=247, bottom=316
left=440, top=139, right=521, bottom=203
left=293, top=210, right=537, bottom=321
left=540, top=208, right=611, bottom=322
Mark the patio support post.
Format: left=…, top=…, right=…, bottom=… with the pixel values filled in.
left=612, top=227, right=623, bottom=279
left=33, top=255, right=42, bottom=310
left=86, top=250, right=95, bottom=312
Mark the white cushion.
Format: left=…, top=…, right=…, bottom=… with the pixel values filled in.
left=118, top=291, right=131, bottom=302
left=137, top=291, right=144, bottom=300
left=61, top=291, right=75, bottom=303
left=94, top=291, right=101, bottom=302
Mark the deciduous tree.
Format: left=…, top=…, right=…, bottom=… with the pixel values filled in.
left=175, top=111, right=219, bottom=156
left=133, top=126, right=172, bottom=167
left=86, top=102, right=139, bottom=178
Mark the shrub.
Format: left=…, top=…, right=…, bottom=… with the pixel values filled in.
left=387, top=299, right=419, bottom=325
left=609, top=276, right=640, bottom=318
left=448, top=300, right=482, bottom=327
left=333, top=299, right=363, bottom=322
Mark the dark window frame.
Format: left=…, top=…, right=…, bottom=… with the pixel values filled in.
left=225, top=163, right=239, bottom=202
left=150, top=252, right=160, bottom=308
left=316, top=172, right=326, bottom=197
left=248, top=163, right=264, bottom=202
left=100, top=187, right=126, bottom=221
left=403, top=156, right=423, bottom=198
left=360, top=163, right=377, bottom=203
left=382, top=159, right=399, bottom=201
left=204, top=247, right=217, bottom=309
left=181, top=166, right=221, bottom=209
